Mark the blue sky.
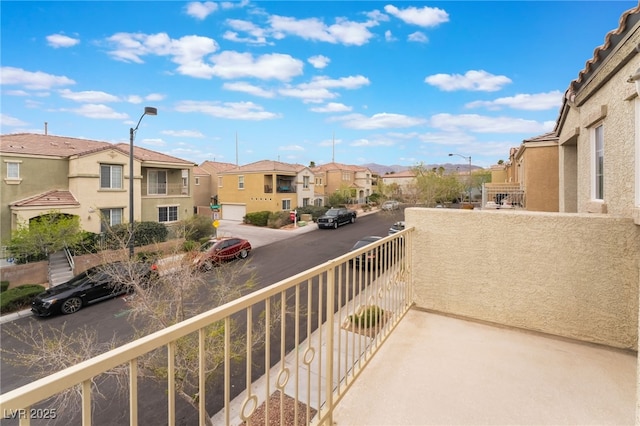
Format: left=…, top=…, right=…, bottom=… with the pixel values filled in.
left=1, top=1, right=637, bottom=168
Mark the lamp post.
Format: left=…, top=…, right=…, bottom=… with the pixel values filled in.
left=129, top=107, right=157, bottom=258
left=448, top=153, right=472, bottom=205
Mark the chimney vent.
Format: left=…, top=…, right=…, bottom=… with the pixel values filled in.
left=44, top=122, right=48, bottom=135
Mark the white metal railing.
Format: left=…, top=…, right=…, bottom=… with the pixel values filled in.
left=0, top=229, right=413, bottom=426
left=482, top=183, right=526, bottom=209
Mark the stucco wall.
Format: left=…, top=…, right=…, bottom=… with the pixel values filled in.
left=407, top=207, right=640, bottom=350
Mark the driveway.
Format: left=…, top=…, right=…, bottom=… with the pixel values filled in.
left=215, top=219, right=318, bottom=249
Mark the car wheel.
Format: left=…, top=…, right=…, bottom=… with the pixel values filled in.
left=61, top=297, right=82, bottom=315
left=350, top=216, right=355, bottom=224
left=333, top=222, right=338, bottom=229
left=238, top=249, right=248, bottom=259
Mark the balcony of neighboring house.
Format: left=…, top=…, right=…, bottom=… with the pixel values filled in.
left=141, top=168, right=190, bottom=197
left=1, top=208, right=637, bottom=425
left=276, top=175, right=296, bottom=193
left=482, top=182, right=525, bottom=209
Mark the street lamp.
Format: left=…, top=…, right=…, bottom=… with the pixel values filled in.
left=129, top=107, right=157, bottom=258
left=448, top=153, right=472, bottom=205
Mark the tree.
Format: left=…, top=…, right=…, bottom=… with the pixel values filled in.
left=410, top=163, right=464, bottom=206
left=5, top=211, right=83, bottom=263
left=2, top=238, right=273, bottom=425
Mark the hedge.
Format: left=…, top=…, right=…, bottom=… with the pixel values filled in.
left=1, top=281, right=9, bottom=292
left=244, top=211, right=271, bottom=227
left=0, top=284, right=45, bottom=314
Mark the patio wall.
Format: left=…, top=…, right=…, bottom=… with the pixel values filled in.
left=406, top=207, right=640, bottom=350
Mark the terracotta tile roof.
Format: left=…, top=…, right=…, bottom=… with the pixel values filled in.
left=193, top=166, right=210, bottom=176
left=200, top=160, right=238, bottom=173
left=382, top=170, right=417, bottom=178
left=311, top=162, right=371, bottom=173
left=569, top=5, right=640, bottom=94
left=523, top=132, right=558, bottom=144
left=10, top=190, right=80, bottom=208
left=0, top=133, right=195, bottom=166
left=1, top=133, right=110, bottom=157
left=112, top=143, right=195, bottom=166
left=224, top=159, right=300, bottom=173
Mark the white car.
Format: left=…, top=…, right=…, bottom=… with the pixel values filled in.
left=381, top=200, right=400, bottom=211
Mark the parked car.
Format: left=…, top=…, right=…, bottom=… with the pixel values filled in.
left=381, top=200, right=400, bottom=211
left=388, top=221, right=405, bottom=236
left=317, top=207, right=357, bottom=229
left=349, top=236, right=383, bottom=268
left=192, top=237, right=252, bottom=270
left=31, top=261, right=158, bottom=317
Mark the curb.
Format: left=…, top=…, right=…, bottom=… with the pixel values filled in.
left=0, top=308, right=33, bottom=324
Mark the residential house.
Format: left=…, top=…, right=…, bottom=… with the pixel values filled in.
left=197, top=161, right=237, bottom=212
left=216, top=160, right=311, bottom=220
left=311, top=162, right=374, bottom=205
left=556, top=6, right=640, bottom=223
left=1, top=133, right=196, bottom=238
left=380, top=170, right=417, bottom=200
left=3, top=6, right=640, bottom=425
left=495, top=132, right=560, bottom=212
left=192, top=165, right=212, bottom=214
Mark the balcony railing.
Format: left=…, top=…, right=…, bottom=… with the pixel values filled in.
left=0, top=229, right=413, bottom=426
left=142, top=183, right=189, bottom=197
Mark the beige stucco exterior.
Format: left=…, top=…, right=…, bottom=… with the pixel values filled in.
left=407, top=207, right=640, bottom=350
left=311, top=163, right=374, bottom=204
left=514, top=138, right=559, bottom=212
left=558, top=18, right=640, bottom=220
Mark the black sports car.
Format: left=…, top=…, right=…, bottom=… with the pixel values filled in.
left=31, top=261, right=157, bottom=316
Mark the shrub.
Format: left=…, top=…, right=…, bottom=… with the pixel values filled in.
left=244, top=211, right=271, bottom=227
left=0, top=284, right=45, bottom=314
left=1, top=281, right=9, bottom=292
left=296, top=206, right=328, bottom=222
left=348, top=305, right=384, bottom=328
left=177, top=215, right=214, bottom=241
left=182, top=240, right=199, bottom=252
left=70, top=231, right=102, bottom=255
left=107, top=222, right=168, bottom=248
left=267, top=211, right=290, bottom=229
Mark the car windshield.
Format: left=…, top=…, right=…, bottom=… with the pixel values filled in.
left=352, top=239, right=379, bottom=250
left=200, top=240, right=220, bottom=251
left=325, top=210, right=339, bottom=216
left=65, top=267, right=104, bottom=287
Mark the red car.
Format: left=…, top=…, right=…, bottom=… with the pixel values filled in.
left=193, top=237, right=252, bottom=270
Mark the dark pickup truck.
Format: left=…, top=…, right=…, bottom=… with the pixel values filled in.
left=317, top=207, right=357, bottom=229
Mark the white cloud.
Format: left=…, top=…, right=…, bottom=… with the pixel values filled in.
left=350, top=138, right=395, bottom=147
left=308, top=55, right=330, bottom=69
left=1, top=114, right=28, bottom=127
left=175, top=100, right=281, bottom=120
left=185, top=2, right=218, bottom=20
left=334, top=112, right=426, bottom=130
left=384, top=5, right=449, bottom=27
left=430, top=113, right=554, bottom=133
left=210, top=51, right=304, bottom=81
left=304, top=75, right=370, bottom=90
left=319, top=138, right=342, bottom=147
left=5, top=90, right=29, bottom=96
left=146, top=93, right=165, bottom=101
left=269, top=15, right=378, bottom=46
left=278, top=145, right=304, bottom=151
left=425, top=70, right=512, bottom=92
left=224, top=19, right=269, bottom=44
left=106, top=32, right=219, bottom=78
left=310, top=102, right=352, bottom=113
left=385, top=30, right=396, bottom=42
left=465, top=90, right=563, bottom=111
left=63, top=104, right=128, bottom=119
left=1, top=67, right=75, bottom=90
left=59, top=89, right=120, bottom=103
left=278, top=86, right=337, bottom=103
left=223, top=81, right=275, bottom=98
left=408, top=32, right=428, bottom=43
left=140, top=138, right=166, bottom=147
left=161, top=130, right=205, bottom=138
left=46, top=34, right=80, bottom=48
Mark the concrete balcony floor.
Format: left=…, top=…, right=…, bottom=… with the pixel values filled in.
left=333, top=309, right=637, bottom=426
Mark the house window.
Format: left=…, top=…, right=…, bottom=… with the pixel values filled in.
left=593, top=124, right=604, bottom=200
left=238, top=175, right=244, bottom=189
left=148, top=170, right=167, bottom=195
left=282, top=199, right=291, bottom=210
left=342, top=172, right=351, bottom=181
left=315, top=198, right=323, bottom=207
left=158, top=206, right=178, bottom=222
left=100, top=164, right=123, bottom=189
left=218, top=176, right=223, bottom=187
left=303, top=176, right=310, bottom=189
left=100, top=208, right=123, bottom=232
left=6, top=162, right=20, bottom=179
left=195, top=177, right=200, bottom=185
left=303, top=198, right=310, bottom=207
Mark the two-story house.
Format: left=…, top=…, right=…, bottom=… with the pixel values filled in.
left=216, top=160, right=315, bottom=221
left=1, top=133, right=196, bottom=238
left=311, top=162, right=374, bottom=205
left=194, top=161, right=237, bottom=214
left=380, top=170, right=417, bottom=200
left=556, top=6, right=640, bottom=223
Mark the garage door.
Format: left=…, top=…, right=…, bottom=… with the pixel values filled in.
left=222, top=204, right=246, bottom=221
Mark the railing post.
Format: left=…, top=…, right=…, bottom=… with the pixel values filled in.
left=323, top=262, right=336, bottom=425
